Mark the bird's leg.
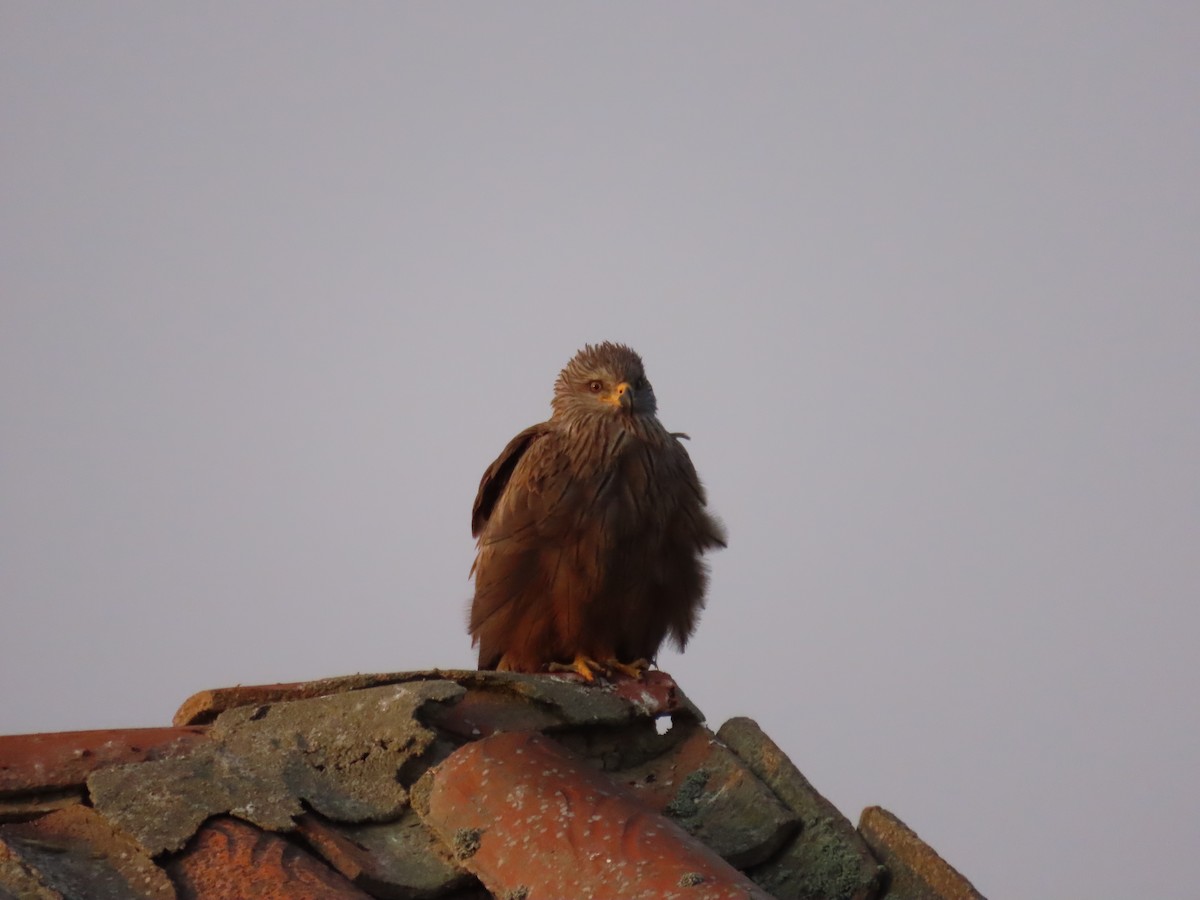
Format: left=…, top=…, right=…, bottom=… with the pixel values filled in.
left=605, top=658, right=651, bottom=680
left=549, top=654, right=605, bottom=683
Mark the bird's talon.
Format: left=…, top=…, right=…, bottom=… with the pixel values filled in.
left=605, top=658, right=650, bottom=679
left=549, top=655, right=604, bottom=682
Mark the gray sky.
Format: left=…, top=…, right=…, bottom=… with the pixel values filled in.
left=3, top=5, right=1197, bottom=897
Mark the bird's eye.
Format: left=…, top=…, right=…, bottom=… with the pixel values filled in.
left=588, top=380, right=603, bottom=392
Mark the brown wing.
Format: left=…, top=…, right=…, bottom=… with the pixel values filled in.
left=471, top=423, right=548, bottom=538
left=470, top=424, right=594, bottom=670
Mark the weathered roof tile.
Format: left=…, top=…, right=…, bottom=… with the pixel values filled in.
left=0, top=804, right=174, bottom=900
left=0, top=790, right=84, bottom=825
left=719, top=716, right=885, bottom=900
left=163, top=817, right=371, bottom=900
left=298, top=808, right=475, bottom=900
left=175, top=669, right=700, bottom=736
left=0, top=727, right=208, bottom=796
left=173, top=672, right=432, bottom=727
left=90, top=681, right=464, bottom=853
left=858, top=806, right=984, bottom=900
left=425, top=684, right=567, bottom=739
left=0, top=670, right=980, bottom=898
left=415, top=730, right=775, bottom=900
left=620, top=722, right=799, bottom=867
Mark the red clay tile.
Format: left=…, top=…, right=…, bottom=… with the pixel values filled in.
left=0, top=804, right=173, bottom=899
left=0, top=727, right=209, bottom=795
left=609, top=670, right=699, bottom=719
left=298, top=809, right=474, bottom=898
left=417, top=730, right=775, bottom=899
left=164, top=816, right=372, bottom=900
left=858, top=806, right=984, bottom=900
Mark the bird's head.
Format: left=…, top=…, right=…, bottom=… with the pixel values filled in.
left=551, top=342, right=658, bottom=421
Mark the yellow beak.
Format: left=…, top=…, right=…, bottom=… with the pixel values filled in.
left=603, top=382, right=634, bottom=409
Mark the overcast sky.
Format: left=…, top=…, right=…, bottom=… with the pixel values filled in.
left=3, top=5, right=1197, bottom=897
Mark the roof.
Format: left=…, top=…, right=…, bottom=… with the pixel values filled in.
left=0, top=669, right=983, bottom=899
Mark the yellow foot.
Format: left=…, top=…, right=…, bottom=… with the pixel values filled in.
left=605, top=658, right=651, bottom=680
left=549, top=654, right=605, bottom=683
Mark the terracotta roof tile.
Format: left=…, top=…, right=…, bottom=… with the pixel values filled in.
left=0, top=790, right=85, bottom=825
left=416, top=730, right=775, bottom=900
left=297, top=808, right=475, bottom=898
left=0, top=669, right=981, bottom=899
left=0, top=804, right=173, bottom=899
left=858, top=806, right=984, bottom=900
left=0, top=727, right=208, bottom=796
left=164, top=817, right=371, bottom=900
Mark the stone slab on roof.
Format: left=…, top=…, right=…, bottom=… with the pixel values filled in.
left=0, top=669, right=983, bottom=899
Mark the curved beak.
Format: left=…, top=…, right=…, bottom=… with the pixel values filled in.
left=603, top=382, right=635, bottom=410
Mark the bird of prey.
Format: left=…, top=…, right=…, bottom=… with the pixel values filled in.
left=469, top=342, right=726, bottom=681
